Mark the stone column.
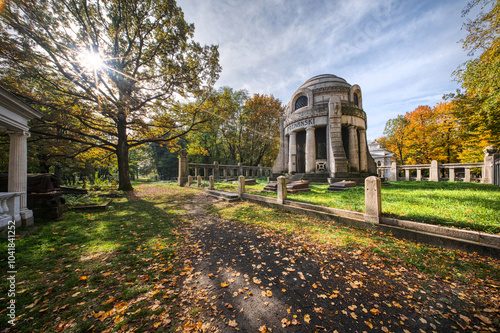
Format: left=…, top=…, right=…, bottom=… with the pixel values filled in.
left=277, top=176, right=287, bottom=204
left=204, top=167, right=208, bottom=180
left=223, top=168, right=227, bottom=178
left=305, top=127, right=316, bottom=173
left=482, top=146, right=499, bottom=184
left=464, top=167, right=471, bottom=182
left=214, top=161, right=219, bottom=180
left=405, top=169, right=410, bottom=181
left=430, top=160, right=439, bottom=182
left=449, top=168, right=455, bottom=182
left=364, top=176, right=381, bottom=224
left=416, top=169, right=422, bottom=181
left=209, top=175, right=214, bottom=190
left=389, top=161, right=397, bottom=181
left=348, top=126, right=360, bottom=172
left=288, top=132, right=297, bottom=173
left=358, top=129, right=368, bottom=172
left=8, top=130, right=33, bottom=225
left=238, top=175, right=245, bottom=198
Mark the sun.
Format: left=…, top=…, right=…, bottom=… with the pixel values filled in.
left=78, top=51, right=104, bottom=71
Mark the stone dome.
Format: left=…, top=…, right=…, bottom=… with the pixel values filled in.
left=298, top=74, right=351, bottom=91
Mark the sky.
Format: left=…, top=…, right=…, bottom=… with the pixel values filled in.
left=177, top=0, right=473, bottom=141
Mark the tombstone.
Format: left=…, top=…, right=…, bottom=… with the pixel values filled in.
left=327, top=180, right=357, bottom=191
left=177, top=149, right=189, bottom=186
left=364, top=176, right=381, bottom=223
left=209, top=175, right=214, bottom=190
left=287, top=180, right=310, bottom=193
left=277, top=176, right=287, bottom=204
left=238, top=176, right=245, bottom=197
left=245, top=179, right=257, bottom=185
left=197, top=175, right=202, bottom=187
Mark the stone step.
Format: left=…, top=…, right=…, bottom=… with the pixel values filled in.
left=206, top=190, right=240, bottom=202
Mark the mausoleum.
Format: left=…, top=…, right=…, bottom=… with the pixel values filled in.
left=272, top=74, right=377, bottom=181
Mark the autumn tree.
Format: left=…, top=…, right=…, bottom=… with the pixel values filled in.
left=0, top=0, right=220, bottom=190
left=379, top=115, right=409, bottom=164
left=450, top=0, right=500, bottom=158
left=186, top=88, right=284, bottom=166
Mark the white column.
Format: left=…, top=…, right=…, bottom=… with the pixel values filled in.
left=305, top=127, right=316, bottom=173
left=348, top=126, right=360, bottom=172
left=8, top=130, right=33, bottom=225
left=288, top=132, right=297, bottom=173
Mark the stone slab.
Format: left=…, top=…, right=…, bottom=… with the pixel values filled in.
left=327, top=180, right=357, bottom=191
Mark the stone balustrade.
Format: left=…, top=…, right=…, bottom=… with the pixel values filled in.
left=189, top=162, right=272, bottom=180
left=0, top=192, right=22, bottom=229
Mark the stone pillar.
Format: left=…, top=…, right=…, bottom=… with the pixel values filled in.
left=430, top=160, right=439, bottom=182
left=197, top=175, right=202, bottom=187
left=194, top=168, right=198, bottom=177
left=389, top=161, right=397, bottom=181
left=223, top=168, right=227, bottom=178
left=277, top=176, right=287, bottom=204
left=348, top=126, right=360, bottom=172
left=8, top=131, right=33, bottom=225
left=258, top=164, right=263, bottom=178
left=214, top=161, right=219, bottom=179
left=449, top=168, right=455, bottom=182
left=204, top=167, right=208, bottom=180
left=464, top=167, right=471, bottom=182
left=187, top=175, right=193, bottom=186
left=416, top=169, right=422, bottom=181
left=364, top=176, right=381, bottom=224
left=305, top=127, right=316, bottom=173
left=288, top=132, right=297, bottom=173
left=405, top=169, right=410, bottom=181
left=482, top=146, right=499, bottom=184
left=238, top=175, right=245, bottom=198
left=359, top=129, right=368, bottom=172
left=209, top=175, right=214, bottom=190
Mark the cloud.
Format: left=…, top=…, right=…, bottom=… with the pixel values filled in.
left=178, top=0, right=471, bottom=139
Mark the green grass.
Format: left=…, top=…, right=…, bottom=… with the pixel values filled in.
left=0, top=182, right=198, bottom=332
left=207, top=200, right=500, bottom=282
left=211, top=179, right=500, bottom=234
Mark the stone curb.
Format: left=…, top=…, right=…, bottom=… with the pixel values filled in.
left=240, top=193, right=500, bottom=258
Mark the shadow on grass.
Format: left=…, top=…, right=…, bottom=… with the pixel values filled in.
left=0, top=184, right=196, bottom=332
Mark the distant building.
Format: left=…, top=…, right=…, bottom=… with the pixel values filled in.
left=368, top=141, right=396, bottom=179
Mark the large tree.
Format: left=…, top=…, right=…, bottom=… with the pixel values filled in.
left=451, top=0, right=500, bottom=153
left=0, top=0, right=220, bottom=190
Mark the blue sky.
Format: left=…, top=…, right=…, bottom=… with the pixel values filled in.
left=177, top=0, right=472, bottom=141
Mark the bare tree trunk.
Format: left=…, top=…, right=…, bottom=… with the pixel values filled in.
left=117, top=115, right=133, bottom=191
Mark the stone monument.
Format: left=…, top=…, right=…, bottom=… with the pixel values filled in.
left=272, top=74, right=377, bottom=182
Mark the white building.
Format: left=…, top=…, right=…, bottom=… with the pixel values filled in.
left=368, top=141, right=396, bottom=179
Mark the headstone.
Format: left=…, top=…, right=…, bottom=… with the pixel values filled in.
left=187, top=175, right=193, bottom=186
left=177, top=149, right=189, bottom=186
left=327, top=180, right=357, bottom=191
left=238, top=176, right=245, bottom=197
left=364, top=176, right=381, bottom=223
left=287, top=180, right=310, bottom=193
left=245, top=179, right=257, bottom=185
left=277, top=176, right=287, bottom=204
left=430, top=160, right=439, bottom=182
left=197, top=175, right=202, bottom=187
left=209, top=175, right=214, bottom=190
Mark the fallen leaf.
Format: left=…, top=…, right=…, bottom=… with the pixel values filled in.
left=101, top=296, right=115, bottom=305
left=258, top=324, right=267, bottom=333
left=304, top=314, right=311, bottom=323
left=370, top=308, right=380, bottom=315
left=79, top=276, right=87, bottom=281
left=253, top=277, right=261, bottom=284
left=220, top=282, right=229, bottom=288
left=474, top=314, right=492, bottom=325
left=266, top=290, right=272, bottom=297
left=228, top=319, right=238, bottom=327
left=365, top=321, right=373, bottom=329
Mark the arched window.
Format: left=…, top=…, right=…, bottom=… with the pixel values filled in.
left=353, top=92, right=359, bottom=107
left=294, top=96, right=308, bottom=110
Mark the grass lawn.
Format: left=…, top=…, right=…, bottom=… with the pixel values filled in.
left=212, top=179, right=500, bottom=234
left=0, top=183, right=198, bottom=332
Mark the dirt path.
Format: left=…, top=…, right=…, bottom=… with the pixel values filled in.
left=178, top=193, right=497, bottom=332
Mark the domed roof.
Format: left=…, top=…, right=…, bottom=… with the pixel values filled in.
left=298, top=74, right=351, bottom=91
